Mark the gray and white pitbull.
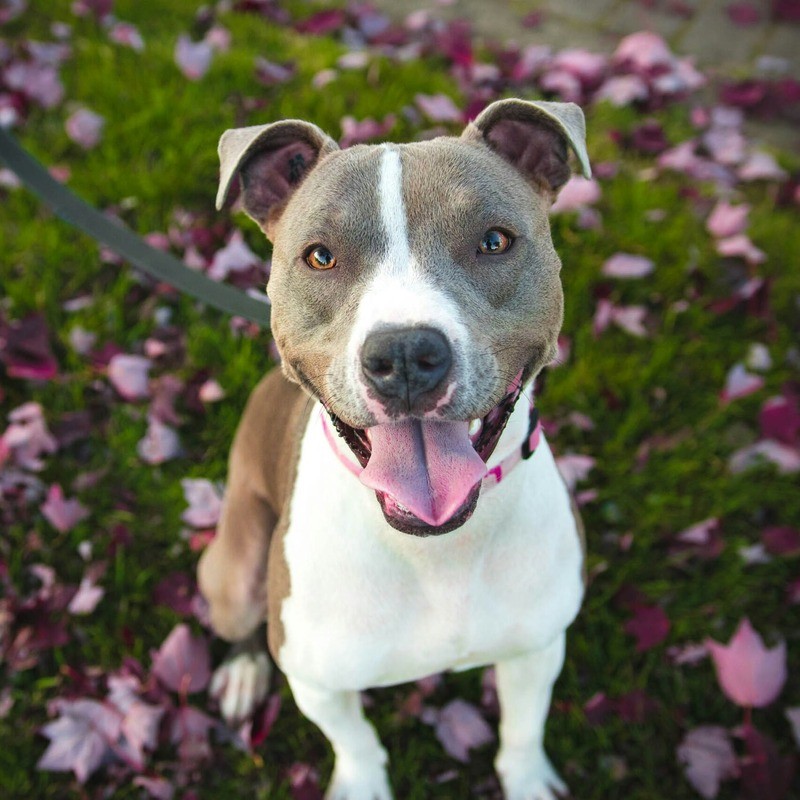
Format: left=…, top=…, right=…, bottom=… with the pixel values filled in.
left=198, top=98, right=591, bottom=800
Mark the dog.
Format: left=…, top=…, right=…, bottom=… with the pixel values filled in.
left=198, top=98, right=590, bottom=800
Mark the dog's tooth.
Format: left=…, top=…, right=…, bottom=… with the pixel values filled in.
left=469, top=418, right=482, bottom=437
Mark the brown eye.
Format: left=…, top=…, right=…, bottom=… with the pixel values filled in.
left=478, top=229, right=512, bottom=255
left=305, top=245, right=337, bottom=270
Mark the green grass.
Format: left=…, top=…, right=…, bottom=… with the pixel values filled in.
left=1, top=2, right=799, bottom=798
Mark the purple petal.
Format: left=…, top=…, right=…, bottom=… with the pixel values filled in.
left=65, top=107, right=105, bottom=149
left=137, top=416, right=181, bottom=464
left=180, top=478, right=222, bottom=528
left=676, top=725, right=737, bottom=798
left=174, top=35, right=213, bottom=80
left=720, top=363, right=765, bottom=403
left=434, top=699, right=494, bottom=762
left=108, top=22, right=144, bottom=52
left=729, top=440, right=800, bottom=474
left=706, top=201, right=750, bottom=238
left=107, top=354, right=151, bottom=400
left=602, top=253, right=654, bottom=279
left=151, top=623, right=211, bottom=694
left=415, top=93, right=462, bottom=123
left=550, top=176, right=601, bottom=213
left=41, top=484, right=89, bottom=533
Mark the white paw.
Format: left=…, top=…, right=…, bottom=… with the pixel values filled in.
left=324, top=759, right=393, bottom=800
left=210, top=648, right=271, bottom=725
left=497, top=750, right=568, bottom=800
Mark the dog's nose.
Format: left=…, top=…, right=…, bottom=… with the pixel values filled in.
left=361, top=327, right=452, bottom=406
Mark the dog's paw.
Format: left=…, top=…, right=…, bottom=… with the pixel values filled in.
left=324, top=760, right=393, bottom=800
left=497, top=750, right=568, bottom=800
left=210, top=647, right=271, bottom=725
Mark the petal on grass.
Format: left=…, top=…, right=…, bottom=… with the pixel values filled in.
left=720, top=363, right=765, bottom=403
left=174, top=35, right=213, bottom=80
left=705, top=618, right=787, bottom=708
left=601, top=253, right=654, bottom=278
left=676, top=725, right=738, bottom=799
left=151, top=623, right=211, bottom=694
left=434, top=699, right=494, bottom=763
left=41, top=484, right=89, bottom=533
left=65, top=107, right=105, bottom=149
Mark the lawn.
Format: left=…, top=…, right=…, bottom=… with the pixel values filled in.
left=1, top=1, right=799, bottom=799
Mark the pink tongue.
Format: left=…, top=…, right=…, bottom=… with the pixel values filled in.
left=360, top=419, right=487, bottom=527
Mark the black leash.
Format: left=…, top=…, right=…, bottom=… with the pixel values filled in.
left=0, top=128, right=271, bottom=327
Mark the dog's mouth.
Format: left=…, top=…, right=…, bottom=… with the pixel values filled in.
left=326, top=381, right=523, bottom=536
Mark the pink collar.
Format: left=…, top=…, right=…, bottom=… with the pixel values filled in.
left=321, top=400, right=542, bottom=491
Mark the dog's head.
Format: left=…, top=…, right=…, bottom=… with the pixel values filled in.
left=217, top=99, right=590, bottom=535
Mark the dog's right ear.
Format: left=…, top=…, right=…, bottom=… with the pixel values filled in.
left=216, top=120, right=339, bottom=236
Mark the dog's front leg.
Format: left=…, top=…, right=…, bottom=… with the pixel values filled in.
left=495, top=634, right=568, bottom=800
left=289, top=677, right=393, bottom=800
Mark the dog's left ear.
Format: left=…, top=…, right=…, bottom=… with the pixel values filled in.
left=463, top=99, right=591, bottom=195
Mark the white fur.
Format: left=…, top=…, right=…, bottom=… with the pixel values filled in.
left=277, top=396, right=583, bottom=797
left=278, top=396, right=584, bottom=687
left=344, top=147, right=476, bottom=417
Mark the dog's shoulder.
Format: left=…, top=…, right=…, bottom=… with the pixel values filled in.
left=230, top=368, right=314, bottom=515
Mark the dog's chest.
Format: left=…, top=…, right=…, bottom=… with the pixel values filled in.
left=273, top=411, right=584, bottom=691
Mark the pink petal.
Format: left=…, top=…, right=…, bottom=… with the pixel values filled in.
left=550, top=48, right=606, bottom=82
left=729, top=440, right=800, bottom=474
left=198, top=378, right=225, bottom=403
left=169, top=705, right=216, bottom=762
left=677, top=518, right=720, bottom=545
left=611, top=304, right=648, bottom=337
left=208, top=230, right=261, bottom=281
left=613, top=31, right=674, bottom=70
left=1, top=401, right=57, bottom=470
left=415, top=92, right=462, bottom=123
left=152, top=624, right=211, bottom=695
left=676, top=725, right=738, bottom=798
left=180, top=478, right=222, bottom=528
left=137, top=417, right=181, bottom=464
left=715, top=233, right=766, bottom=265
left=68, top=576, right=104, bottom=614
left=107, top=354, right=151, bottom=400
left=602, top=253, right=654, bottom=278
left=204, top=24, right=231, bottom=53
left=108, top=22, right=144, bottom=51
left=37, top=699, right=121, bottom=783
left=594, top=74, right=648, bottom=106
left=738, top=151, right=788, bottom=181
left=720, top=363, right=765, bottom=403
left=555, top=454, right=595, bottom=491
left=434, top=699, right=494, bottom=762
left=41, top=484, right=89, bottom=533
left=339, top=114, right=396, bottom=148
left=539, top=68, right=582, bottom=102
left=706, top=200, right=750, bottom=238
left=133, top=777, right=174, bottom=800
left=174, top=35, right=213, bottom=80
left=705, top=618, right=787, bottom=708
left=550, top=176, right=601, bottom=213
left=65, top=108, right=105, bottom=149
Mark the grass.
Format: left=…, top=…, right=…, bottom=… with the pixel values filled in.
left=1, top=1, right=799, bottom=798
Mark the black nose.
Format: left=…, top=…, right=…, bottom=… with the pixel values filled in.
left=361, top=327, right=452, bottom=407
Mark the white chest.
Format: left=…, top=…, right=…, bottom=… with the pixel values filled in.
left=277, top=407, right=584, bottom=691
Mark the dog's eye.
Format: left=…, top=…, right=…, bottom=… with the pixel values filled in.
left=305, top=245, right=337, bottom=270
left=478, top=229, right=512, bottom=255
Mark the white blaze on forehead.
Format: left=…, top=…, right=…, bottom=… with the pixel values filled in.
left=343, top=146, right=473, bottom=412
left=378, top=145, right=412, bottom=277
